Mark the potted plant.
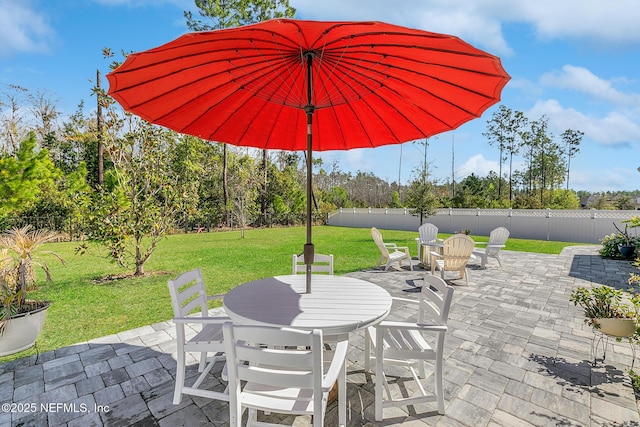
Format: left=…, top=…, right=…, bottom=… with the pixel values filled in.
left=0, top=226, right=64, bottom=356
left=613, top=216, right=640, bottom=260
left=570, top=285, right=640, bottom=338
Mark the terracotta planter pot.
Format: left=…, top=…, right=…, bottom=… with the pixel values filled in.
left=0, top=301, right=50, bottom=356
left=593, top=317, right=637, bottom=337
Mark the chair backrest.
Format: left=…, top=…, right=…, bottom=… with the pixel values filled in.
left=441, top=234, right=475, bottom=270
left=418, top=275, right=454, bottom=326
left=223, top=323, right=324, bottom=415
left=167, top=268, right=209, bottom=318
left=418, top=223, right=439, bottom=244
left=371, top=227, right=389, bottom=256
left=292, top=253, right=334, bottom=275
left=486, top=227, right=510, bottom=255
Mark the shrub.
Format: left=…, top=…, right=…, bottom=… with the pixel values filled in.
left=600, top=233, right=640, bottom=259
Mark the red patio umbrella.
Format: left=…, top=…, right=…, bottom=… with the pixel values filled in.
left=107, top=19, right=510, bottom=291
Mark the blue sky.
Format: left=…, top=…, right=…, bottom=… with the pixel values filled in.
left=2, top=0, right=640, bottom=192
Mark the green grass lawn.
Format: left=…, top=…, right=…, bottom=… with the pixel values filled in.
left=1, top=225, right=588, bottom=363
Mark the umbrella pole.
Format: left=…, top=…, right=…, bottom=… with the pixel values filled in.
left=303, top=52, right=315, bottom=293
left=304, top=106, right=315, bottom=293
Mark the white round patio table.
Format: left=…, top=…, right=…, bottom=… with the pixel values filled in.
left=223, top=274, right=392, bottom=336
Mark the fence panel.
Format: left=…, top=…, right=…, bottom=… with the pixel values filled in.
left=326, top=208, right=639, bottom=243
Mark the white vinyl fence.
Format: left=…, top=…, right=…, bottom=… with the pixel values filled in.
left=326, top=208, right=640, bottom=244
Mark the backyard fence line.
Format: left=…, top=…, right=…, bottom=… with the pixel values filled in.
left=0, top=215, right=218, bottom=241
left=326, top=208, right=640, bottom=244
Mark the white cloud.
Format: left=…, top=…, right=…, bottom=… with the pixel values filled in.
left=0, top=0, right=55, bottom=56
left=457, top=154, right=500, bottom=179
left=292, top=0, right=640, bottom=56
left=571, top=167, right=639, bottom=192
left=540, top=65, right=639, bottom=106
left=512, top=0, right=640, bottom=45
left=528, top=99, right=640, bottom=147
left=290, top=0, right=512, bottom=55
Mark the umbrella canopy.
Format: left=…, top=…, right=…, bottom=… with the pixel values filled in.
left=107, top=19, right=510, bottom=291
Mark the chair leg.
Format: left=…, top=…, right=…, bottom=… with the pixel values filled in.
left=364, top=330, right=371, bottom=372
left=375, top=331, right=384, bottom=421
left=435, top=358, right=444, bottom=415
left=417, top=359, right=426, bottom=378
left=198, top=351, right=207, bottom=372
left=247, top=408, right=258, bottom=426
left=174, top=351, right=185, bottom=404
left=338, top=358, right=346, bottom=427
left=496, top=254, right=502, bottom=267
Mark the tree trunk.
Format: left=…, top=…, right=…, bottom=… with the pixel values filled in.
left=135, top=237, right=145, bottom=276
left=96, top=69, right=104, bottom=186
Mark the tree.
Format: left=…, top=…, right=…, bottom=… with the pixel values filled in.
left=560, top=129, right=583, bottom=190
left=483, top=105, right=526, bottom=204
left=27, top=89, right=60, bottom=144
left=184, top=0, right=296, bottom=226
left=549, top=189, right=580, bottom=209
left=0, top=132, right=59, bottom=216
left=483, top=105, right=508, bottom=199
left=228, top=153, right=260, bottom=237
left=0, top=84, right=29, bottom=154
left=83, top=115, right=182, bottom=276
left=405, top=167, right=438, bottom=224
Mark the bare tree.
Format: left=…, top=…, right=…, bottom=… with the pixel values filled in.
left=0, top=84, right=29, bottom=153
left=560, top=129, right=583, bottom=190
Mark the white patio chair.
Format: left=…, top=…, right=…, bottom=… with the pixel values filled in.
left=472, top=227, right=510, bottom=268
left=415, top=223, right=443, bottom=259
left=364, top=274, right=454, bottom=420
left=292, top=253, right=334, bottom=275
left=371, top=227, right=413, bottom=271
left=430, top=234, right=475, bottom=284
left=167, top=268, right=229, bottom=404
left=223, top=323, right=348, bottom=427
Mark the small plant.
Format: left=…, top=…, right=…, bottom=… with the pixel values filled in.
left=0, top=226, right=64, bottom=334
left=569, top=285, right=640, bottom=329
left=614, top=216, right=640, bottom=246
left=455, top=228, right=471, bottom=235
left=600, top=216, right=640, bottom=259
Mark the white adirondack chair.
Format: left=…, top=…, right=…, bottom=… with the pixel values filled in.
left=415, top=223, right=443, bottom=259
left=473, top=227, right=510, bottom=268
left=371, top=227, right=412, bottom=271
left=430, top=234, right=475, bottom=284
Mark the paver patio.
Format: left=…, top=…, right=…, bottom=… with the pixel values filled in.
left=1, top=245, right=639, bottom=426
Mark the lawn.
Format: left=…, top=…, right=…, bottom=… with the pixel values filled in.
left=1, top=225, right=588, bottom=363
